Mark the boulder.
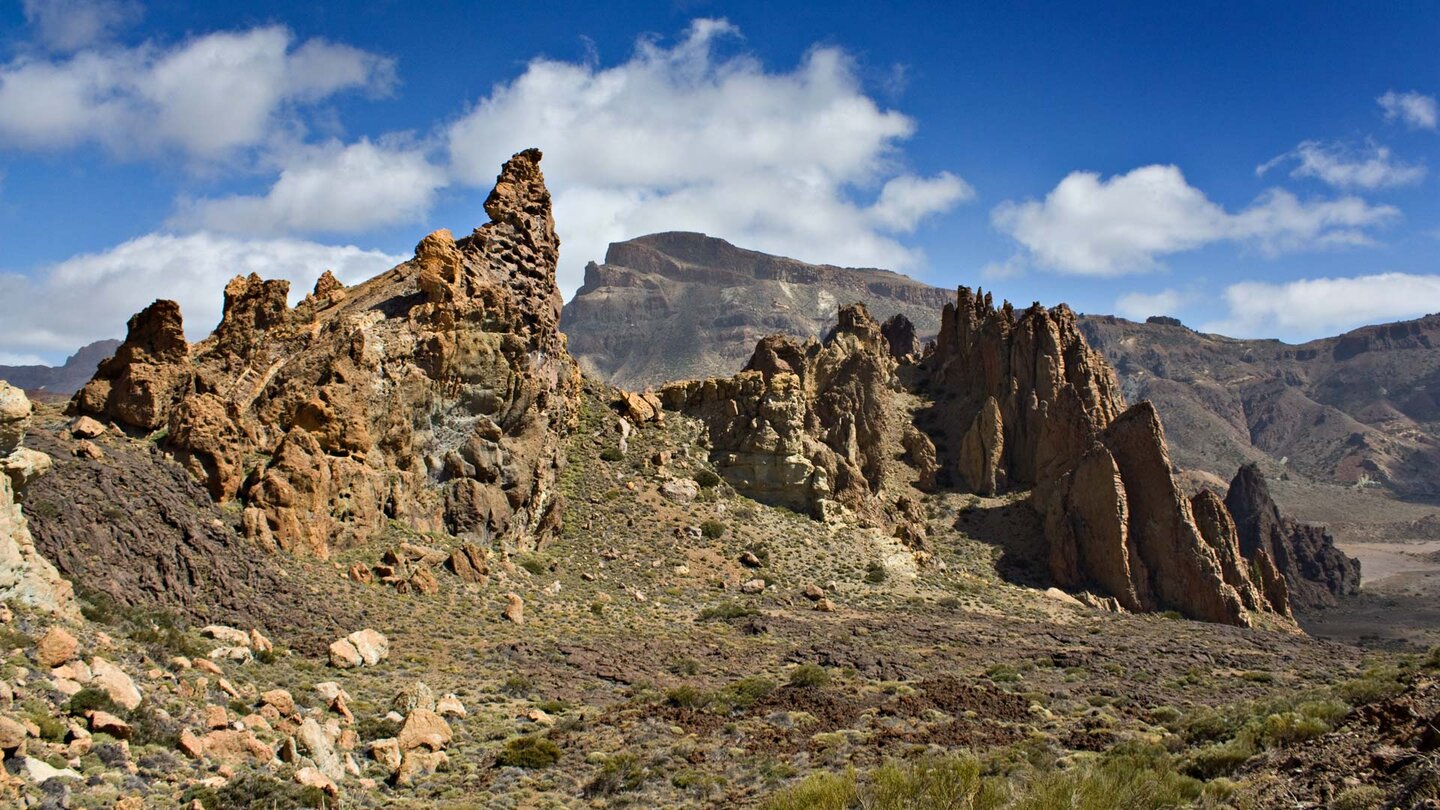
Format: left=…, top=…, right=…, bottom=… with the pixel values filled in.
left=90, top=656, right=142, bottom=710
left=86, top=709, right=131, bottom=739
left=503, top=593, right=524, bottom=625
left=397, top=709, right=451, bottom=752
left=35, top=626, right=78, bottom=667
left=393, top=681, right=436, bottom=715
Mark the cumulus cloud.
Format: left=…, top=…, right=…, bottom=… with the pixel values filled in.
left=991, top=164, right=1398, bottom=275
left=0, top=233, right=405, bottom=363
left=1115, top=289, right=1183, bottom=321
left=1202, top=272, right=1440, bottom=338
left=1257, top=140, right=1425, bottom=189
left=21, top=0, right=141, bottom=52
left=173, top=139, right=446, bottom=235
left=446, top=19, right=970, bottom=294
left=0, top=26, right=394, bottom=159
left=1378, top=90, right=1438, bottom=130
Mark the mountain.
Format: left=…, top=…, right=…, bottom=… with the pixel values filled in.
left=0, top=339, right=121, bottom=399
left=564, top=236, right=1440, bottom=504
left=561, top=232, right=953, bottom=389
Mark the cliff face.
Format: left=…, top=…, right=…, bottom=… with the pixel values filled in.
left=562, top=232, right=954, bottom=389
left=72, top=149, right=580, bottom=559
left=1225, top=463, right=1362, bottom=608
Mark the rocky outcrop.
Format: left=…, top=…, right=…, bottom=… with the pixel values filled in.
left=921, top=288, right=1284, bottom=626
left=1224, top=463, right=1361, bottom=608
left=661, top=303, right=922, bottom=541
left=562, top=232, right=954, bottom=388
left=1190, top=489, right=1291, bottom=618
left=70, top=149, right=580, bottom=558
left=0, top=382, right=76, bottom=617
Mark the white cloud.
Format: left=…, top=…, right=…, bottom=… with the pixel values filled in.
left=1115, top=289, right=1183, bottom=321
left=992, top=164, right=1399, bottom=275
left=445, top=19, right=971, bottom=295
left=1202, top=272, right=1440, bottom=338
left=0, top=26, right=394, bottom=160
left=1378, top=90, right=1438, bottom=130
left=22, top=0, right=141, bottom=52
left=0, top=233, right=405, bottom=363
left=869, top=172, right=974, bottom=232
left=1257, top=140, right=1425, bottom=189
left=174, top=139, right=446, bottom=235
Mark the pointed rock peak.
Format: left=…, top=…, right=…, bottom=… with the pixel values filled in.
left=220, top=273, right=291, bottom=338
left=481, top=148, right=553, bottom=240
left=313, top=270, right=344, bottom=298
left=120, top=299, right=189, bottom=365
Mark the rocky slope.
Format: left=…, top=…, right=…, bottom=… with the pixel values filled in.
left=0, top=339, right=120, bottom=400
left=562, top=232, right=953, bottom=389
left=70, top=149, right=580, bottom=559
left=1080, top=314, right=1440, bottom=503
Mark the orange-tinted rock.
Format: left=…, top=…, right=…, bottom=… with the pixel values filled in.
left=70, top=149, right=579, bottom=559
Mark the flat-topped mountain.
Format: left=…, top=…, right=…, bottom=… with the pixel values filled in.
left=561, top=232, right=953, bottom=388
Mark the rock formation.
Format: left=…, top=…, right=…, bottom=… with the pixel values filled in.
left=70, top=149, right=579, bottom=558
left=1224, top=463, right=1362, bottom=608
left=918, top=288, right=1281, bottom=625
left=562, top=232, right=954, bottom=388
left=0, top=381, right=76, bottom=616
left=660, top=303, right=923, bottom=542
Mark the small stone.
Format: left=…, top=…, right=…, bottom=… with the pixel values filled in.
left=435, top=695, right=466, bottom=718
left=802, top=584, right=825, bottom=601
left=193, top=658, right=223, bottom=676
left=74, top=439, right=104, bottom=459
left=260, top=689, right=295, bottom=716
left=0, top=716, right=26, bottom=752
left=178, top=729, right=204, bottom=759
left=294, top=766, right=339, bottom=797
left=739, top=551, right=763, bottom=568
left=329, top=639, right=362, bottom=669
left=740, top=578, right=766, bottom=594
left=369, top=737, right=401, bottom=773
left=814, top=597, right=836, bottom=612
left=86, top=710, right=131, bottom=739
left=69, top=416, right=106, bottom=439
left=204, top=705, right=229, bottom=730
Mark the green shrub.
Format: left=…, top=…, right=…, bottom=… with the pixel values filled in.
left=986, top=664, right=1021, bottom=683
left=789, top=664, right=830, bottom=688
left=516, top=555, right=548, bottom=576
left=500, top=674, right=532, bottom=697
left=200, top=771, right=332, bottom=809
left=65, top=688, right=119, bottom=717
left=1185, top=738, right=1256, bottom=779
left=1332, top=785, right=1386, bottom=810
left=1337, top=667, right=1406, bottom=705
left=761, top=770, right=857, bottom=810
left=584, top=753, right=649, bottom=796
left=717, top=676, right=775, bottom=710
left=865, top=754, right=1004, bottom=810
left=600, top=447, right=625, bottom=462
left=697, top=601, right=759, bottom=621
left=694, top=470, right=722, bottom=488
left=28, top=711, right=66, bottom=742
left=700, top=520, right=727, bottom=539
left=496, top=735, right=562, bottom=769
left=865, top=562, right=888, bottom=584
left=666, top=685, right=712, bottom=709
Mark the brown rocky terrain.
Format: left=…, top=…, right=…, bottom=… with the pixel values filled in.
left=0, top=155, right=1433, bottom=809
left=72, top=148, right=580, bottom=560
left=562, top=232, right=953, bottom=389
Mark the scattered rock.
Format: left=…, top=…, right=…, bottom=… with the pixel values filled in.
left=739, top=551, right=763, bottom=568
left=393, top=681, right=435, bottom=715
left=436, top=695, right=466, bottom=718
left=68, top=416, right=106, bottom=439
left=740, top=579, right=766, bottom=594
left=86, top=709, right=131, bottom=739
left=661, top=479, right=699, bottom=502
left=397, top=709, right=451, bottom=752
left=90, top=656, right=142, bottom=710
left=802, top=584, right=825, bottom=601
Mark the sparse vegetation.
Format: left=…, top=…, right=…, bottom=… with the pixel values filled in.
left=788, top=663, right=830, bottom=688
left=496, top=735, right=562, bottom=769
left=697, top=600, right=759, bottom=621
left=700, top=519, right=727, bottom=539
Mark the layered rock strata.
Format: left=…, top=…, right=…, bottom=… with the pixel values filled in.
left=72, top=149, right=579, bottom=558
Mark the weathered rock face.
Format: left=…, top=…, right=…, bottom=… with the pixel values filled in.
left=563, top=232, right=954, bottom=389
left=1224, top=463, right=1362, bottom=608
left=919, top=288, right=1285, bottom=626
left=0, top=381, right=76, bottom=617
left=1190, top=489, right=1292, bottom=618
left=661, top=303, right=922, bottom=540
left=71, top=149, right=579, bottom=558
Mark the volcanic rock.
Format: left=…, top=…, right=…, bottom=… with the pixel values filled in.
left=0, top=382, right=77, bottom=617
left=1224, top=463, right=1361, bottom=608
left=71, top=149, right=579, bottom=559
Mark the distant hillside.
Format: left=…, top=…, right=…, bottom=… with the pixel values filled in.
left=563, top=235, right=1440, bottom=503
left=561, top=232, right=953, bottom=389
left=0, top=339, right=119, bottom=399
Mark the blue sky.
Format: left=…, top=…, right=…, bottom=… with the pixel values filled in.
left=0, top=0, right=1437, bottom=363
